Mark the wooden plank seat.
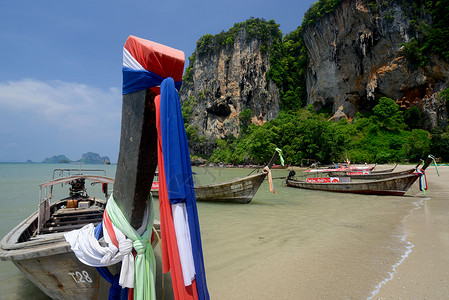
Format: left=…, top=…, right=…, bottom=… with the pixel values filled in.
left=39, top=222, right=102, bottom=234
left=50, top=211, right=103, bottom=220
left=52, top=207, right=103, bottom=216
left=44, top=216, right=103, bottom=227
left=41, top=207, right=105, bottom=234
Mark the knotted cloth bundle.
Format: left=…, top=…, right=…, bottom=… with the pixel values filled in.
left=123, top=35, right=209, bottom=300
left=64, top=195, right=154, bottom=299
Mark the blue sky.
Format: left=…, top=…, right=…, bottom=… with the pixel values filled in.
left=0, top=0, right=316, bottom=162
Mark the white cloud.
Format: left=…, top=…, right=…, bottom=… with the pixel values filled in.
left=0, top=79, right=121, bottom=129
left=0, top=79, right=122, bottom=161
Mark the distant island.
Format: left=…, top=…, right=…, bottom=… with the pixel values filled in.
left=41, top=152, right=111, bottom=164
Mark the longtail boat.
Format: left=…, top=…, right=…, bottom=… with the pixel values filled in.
left=151, top=150, right=280, bottom=203
left=323, top=159, right=430, bottom=180
left=305, top=164, right=376, bottom=173
left=286, top=155, right=434, bottom=196
left=1, top=36, right=209, bottom=299
left=0, top=169, right=122, bottom=299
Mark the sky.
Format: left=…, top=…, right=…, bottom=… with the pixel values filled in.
left=0, top=0, right=316, bottom=163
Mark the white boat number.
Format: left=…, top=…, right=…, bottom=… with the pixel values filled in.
left=231, top=183, right=243, bottom=190
left=231, top=182, right=253, bottom=191
left=68, top=270, right=93, bottom=284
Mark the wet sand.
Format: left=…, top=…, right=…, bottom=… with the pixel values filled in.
left=376, top=166, right=449, bottom=299
left=197, top=164, right=448, bottom=299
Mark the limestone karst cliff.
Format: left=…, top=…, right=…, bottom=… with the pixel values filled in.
left=302, top=0, right=449, bottom=129
left=180, top=19, right=281, bottom=156
left=181, top=1, right=449, bottom=157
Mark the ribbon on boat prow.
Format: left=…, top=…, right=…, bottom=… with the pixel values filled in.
left=414, top=154, right=440, bottom=194
left=264, top=148, right=285, bottom=193
left=65, top=35, right=209, bottom=300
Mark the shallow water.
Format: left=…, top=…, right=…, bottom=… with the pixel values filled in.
left=0, top=164, right=427, bottom=299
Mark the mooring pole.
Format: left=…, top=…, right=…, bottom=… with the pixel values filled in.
left=113, top=88, right=158, bottom=229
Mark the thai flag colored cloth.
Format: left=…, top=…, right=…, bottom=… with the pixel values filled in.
left=122, top=35, right=209, bottom=300
left=122, top=35, right=184, bottom=95
left=156, top=79, right=209, bottom=300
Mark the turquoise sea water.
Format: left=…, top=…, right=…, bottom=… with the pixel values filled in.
left=0, top=163, right=429, bottom=299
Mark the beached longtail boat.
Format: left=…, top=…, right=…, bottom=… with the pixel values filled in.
left=286, top=155, right=434, bottom=196
left=324, top=160, right=430, bottom=180
left=322, top=164, right=397, bottom=176
left=0, top=169, right=121, bottom=299
left=151, top=150, right=281, bottom=203
left=305, top=164, right=376, bottom=173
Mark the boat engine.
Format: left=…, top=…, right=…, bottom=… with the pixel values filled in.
left=70, top=178, right=86, bottom=196
left=287, top=170, right=296, bottom=179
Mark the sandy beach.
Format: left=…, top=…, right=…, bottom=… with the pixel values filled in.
left=197, top=164, right=449, bottom=299
left=375, top=166, right=449, bottom=299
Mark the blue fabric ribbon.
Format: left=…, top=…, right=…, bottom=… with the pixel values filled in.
left=159, top=78, right=209, bottom=299
left=94, top=222, right=128, bottom=300
left=122, top=67, right=182, bottom=95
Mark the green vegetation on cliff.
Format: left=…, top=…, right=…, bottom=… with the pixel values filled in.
left=210, top=97, right=447, bottom=165
left=195, top=18, right=282, bottom=57
left=182, top=1, right=449, bottom=163
left=302, top=0, right=343, bottom=27
left=267, top=27, right=307, bottom=110
left=396, top=0, right=449, bottom=66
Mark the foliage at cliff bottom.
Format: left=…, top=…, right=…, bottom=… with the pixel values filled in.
left=210, top=98, right=449, bottom=165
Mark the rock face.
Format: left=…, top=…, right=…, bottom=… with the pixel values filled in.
left=303, top=0, right=449, bottom=129
left=180, top=28, right=280, bottom=155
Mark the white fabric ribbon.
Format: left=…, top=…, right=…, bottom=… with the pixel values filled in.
left=172, top=202, right=195, bottom=285
left=64, top=223, right=125, bottom=267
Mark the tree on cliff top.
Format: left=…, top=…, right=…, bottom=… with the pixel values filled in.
left=194, top=18, right=282, bottom=57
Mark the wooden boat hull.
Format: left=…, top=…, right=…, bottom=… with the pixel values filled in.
left=193, top=172, right=267, bottom=203
left=286, top=174, right=420, bottom=196
left=153, top=172, right=267, bottom=203
left=0, top=198, right=116, bottom=300
left=12, top=251, right=112, bottom=300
